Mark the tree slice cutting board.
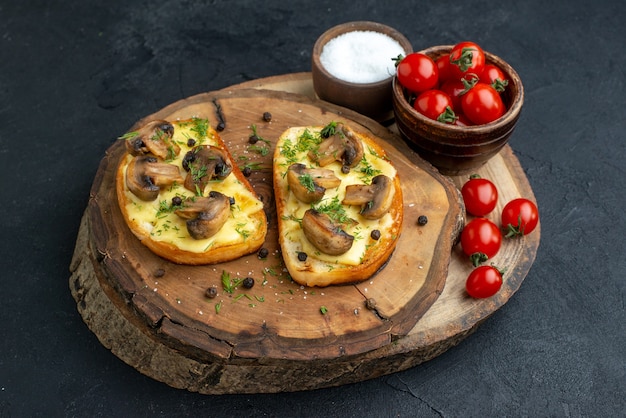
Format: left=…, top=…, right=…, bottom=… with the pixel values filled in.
left=69, top=74, right=540, bottom=394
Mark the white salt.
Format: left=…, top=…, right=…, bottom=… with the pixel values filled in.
left=320, top=30, right=406, bottom=84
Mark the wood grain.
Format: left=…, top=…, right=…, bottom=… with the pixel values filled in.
left=69, top=74, right=540, bottom=394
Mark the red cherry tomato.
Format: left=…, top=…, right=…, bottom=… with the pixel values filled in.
left=461, top=82, right=505, bottom=125
left=396, top=52, right=439, bottom=93
left=435, top=53, right=453, bottom=84
left=461, top=174, right=498, bottom=216
left=501, top=198, right=539, bottom=237
left=440, top=78, right=466, bottom=111
left=479, top=64, right=509, bottom=92
left=461, top=217, right=502, bottom=266
left=449, top=41, right=486, bottom=80
left=413, top=89, right=455, bottom=122
left=466, top=265, right=503, bottom=298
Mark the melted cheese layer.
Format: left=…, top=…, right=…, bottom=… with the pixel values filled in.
left=275, top=126, right=397, bottom=266
left=120, top=120, right=264, bottom=253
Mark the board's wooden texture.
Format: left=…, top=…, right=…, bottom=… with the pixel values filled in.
left=69, top=74, right=540, bottom=394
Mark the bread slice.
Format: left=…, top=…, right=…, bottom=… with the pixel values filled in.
left=273, top=122, right=403, bottom=287
left=116, top=117, right=267, bottom=265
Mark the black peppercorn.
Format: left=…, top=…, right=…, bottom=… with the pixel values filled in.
left=297, top=251, right=308, bottom=262
left=205, top=286, right=218, bottom=298
left=262, top=112, right=272, bottom=122
left=417, top=215, right=428, bottom=226
left=172, top=196, right=182, bottom=207
left=248, top=134, right=259, bottom=144
left=370, top=229, right=381, bottom=240
left=187, top=138, right=196, bottom=147
left=153, top=268, right=165, bottom=278
left=258, top=247, right=269, bottom=259
left=242, top=166, right=252, bottom=177
left=242, top=277, right=255, bottom=289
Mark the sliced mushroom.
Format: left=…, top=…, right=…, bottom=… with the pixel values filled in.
left=342, top=175, right=395, bottom=219
left=126, top=155, right=184, bottom=201
left=301, top=209, right=354, bottom=255
left=286, top=163, right=341, bottom=203
left=174, top=191, right=231, bottom=240
left=182, top=145, right=233, bottom=194
left=124, top=120, right=180, bottom=160
left=308, top=123, right=364, bottom=172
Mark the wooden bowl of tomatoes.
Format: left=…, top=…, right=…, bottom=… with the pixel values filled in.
left=392, top=43, right=524, bottom=176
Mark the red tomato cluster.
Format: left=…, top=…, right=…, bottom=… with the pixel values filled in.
left=395, top=41, right=509, bottom=126
left=459, top=174, right=539, bottom=299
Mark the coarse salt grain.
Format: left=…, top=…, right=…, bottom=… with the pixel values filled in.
left=320, top=30, right=405, bottom=84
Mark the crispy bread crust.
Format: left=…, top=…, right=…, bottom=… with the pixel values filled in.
left=273, top=126, right=403, bottom=287
left=116, top=120, right=267, bottom=265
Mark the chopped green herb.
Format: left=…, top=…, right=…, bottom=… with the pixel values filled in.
left=296, top=128, right=321, bottom=152
left=320, top=306, right=328, bottom=315
left=248, top=144, right=270, bottom=156
left=235, top=223, right=250, bottom=240
left=118, top=131, right=139, bottom=140
left=155, top=197, right=184, bottom=218
left=312, top=196, right=351, bottom=225
left=190, top=164, right=208, bottom=183
left=298, top=173, right=316, bottom=192
left=320, top=121, right=338, bottom=138
left=249, top=124, right=271, bottom=145
left=190, top=117, right=209, bottom=140
left=221, top=270, right=243, bottom=294
left=281, top=214, right=303, bottom=225
left=279, top=138, right=298, bottom=164
left=357, top=156, right=382, bottom=182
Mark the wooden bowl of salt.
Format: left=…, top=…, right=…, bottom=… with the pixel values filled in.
left=312, top=21, right=412, bottom=122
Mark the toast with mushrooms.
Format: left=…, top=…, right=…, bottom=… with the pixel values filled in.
left=115, top=117, right=267, bottom=265
left=273, top=122, right=403, bottom=287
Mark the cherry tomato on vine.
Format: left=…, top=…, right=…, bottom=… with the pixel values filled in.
left=461, top=217, right=502, bottom=266
left=396, top=52, right=439, bottom=93
left=461, top=82, right=505, bottom=125
left=466, top=265, right=503, bottom=298
left=461, top=174, right=498, bottom=216
left=413, top=89, right=455, bottom=122
left=501, top=198, right=539, bottom=237
left=449, top=41, right=486, bottom=80
left=479, top=64, right=509, bottom=92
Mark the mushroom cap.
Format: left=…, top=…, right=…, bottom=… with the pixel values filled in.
left=183, top=145, right=233, bottom=194
left=286, top=163, right=341, bottom=203
left=175, top=191, right=232, bottom=240
left=125, top=155, right=184, bottom=201
left=124, top=120, right=180, bottom=160
left=342, top=174, right=395, bottom=219
left=340, top=124, right=365, bottom=168
left=301, top=209, right=354, bottom=255
left=308, top=123, right=364, bottom=171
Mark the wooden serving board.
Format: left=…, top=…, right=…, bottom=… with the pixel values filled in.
left=69, top=73, right=540, bottom=394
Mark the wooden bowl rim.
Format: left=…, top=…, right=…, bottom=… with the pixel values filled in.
left=312, top=21, right=413, bottom=89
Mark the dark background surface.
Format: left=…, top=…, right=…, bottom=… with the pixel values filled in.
left=1, top=0, right=624, bottom=416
